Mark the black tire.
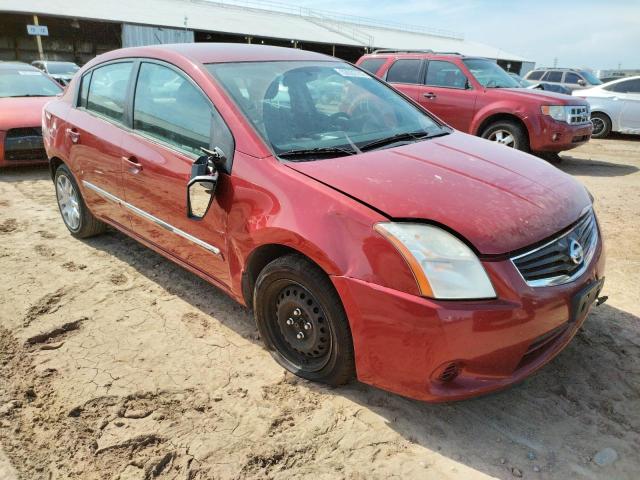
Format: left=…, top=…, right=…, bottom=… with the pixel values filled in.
left=480, top=120, right=529, bottom=152
left=253, top=254, right=355, bottom=386
left=590, top=112, right=611, bottom=139
left=54, top=163, right=107, bottom=238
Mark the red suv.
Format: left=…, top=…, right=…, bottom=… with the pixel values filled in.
left=43, top=44, right=605, bottom=402
left=357, top=51, right=593, bottom=155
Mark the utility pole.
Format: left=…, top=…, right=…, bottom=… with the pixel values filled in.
left=33, top=14, right=44, bottom=60
left=553, top=57, right=558, bottom=68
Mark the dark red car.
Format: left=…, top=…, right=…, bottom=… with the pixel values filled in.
left=0, top=62, right=62, bottom=168
left=357, top=51, right=593, bottom=155
left=43, top=44, right=605, bottom=402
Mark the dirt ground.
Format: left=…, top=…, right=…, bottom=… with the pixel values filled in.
left=0, top=136, right=639, bottom=480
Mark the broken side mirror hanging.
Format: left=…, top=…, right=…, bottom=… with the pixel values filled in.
left=187, top=148, right=222, bottom=219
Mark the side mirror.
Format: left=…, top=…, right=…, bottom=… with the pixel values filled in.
left=577, top=79, right=587, bottom=86
left=187, top=152, right=219, bottom=219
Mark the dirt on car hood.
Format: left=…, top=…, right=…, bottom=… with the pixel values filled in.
left=286, top=131, right=591, bottom=256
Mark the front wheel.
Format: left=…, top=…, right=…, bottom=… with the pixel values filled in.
left=480, top=120, right=529, bottom=152
left=253, top=254, right=355, bottom=386
left=54, top=164, right=107, bottom=238
left=590, top=112, right=611, bottom=139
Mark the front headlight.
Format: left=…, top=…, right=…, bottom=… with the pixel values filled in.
left=375, top=223, right=496, bottom=300
left=540, top=105, right=567, bottom=121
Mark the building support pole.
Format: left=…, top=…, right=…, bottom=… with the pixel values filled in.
left=332, top=44, right=335, bottom=57
left=33, top=14, right=44, bottom=60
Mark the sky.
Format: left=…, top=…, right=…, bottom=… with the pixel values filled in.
left=277, top=0, right=639, bottom=71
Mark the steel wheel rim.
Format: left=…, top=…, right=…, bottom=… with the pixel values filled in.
left=56, top=174, right=80, bottom=230
left=269, top=281, right=333, bottom=372
left=488, top=129, right=516, bottom=147
left=591, top=117, right=605, bottom=136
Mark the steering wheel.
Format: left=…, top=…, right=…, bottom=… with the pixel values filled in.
left=327, top=112, right=351, bottom=129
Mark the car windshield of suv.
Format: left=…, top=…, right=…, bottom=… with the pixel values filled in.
left=207, top=61, right=446, bottom=159
left=46, top=62, right=80, bottom=75
left=463, top=59, right=520, bottom=88
left=0, top=69, right=62, bottom=97
left=578, top=70, right=602, bottom=85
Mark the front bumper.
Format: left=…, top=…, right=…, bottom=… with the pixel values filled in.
left=332, top=236, right=605, bottom=402
left=528, top=115, right=593, bottom=152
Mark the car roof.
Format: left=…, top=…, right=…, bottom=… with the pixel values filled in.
left=94, top=43, right=335, bottom=65
left=0, top=62, right=41, bottom=72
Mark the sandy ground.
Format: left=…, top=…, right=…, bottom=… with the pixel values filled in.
left=0, top=136, right=639, bottom=480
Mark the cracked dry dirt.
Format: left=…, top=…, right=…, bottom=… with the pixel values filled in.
left=1, top=137, right=639, bottom=480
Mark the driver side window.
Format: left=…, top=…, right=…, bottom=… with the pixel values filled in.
left=425, top=61, right=467, bottom=89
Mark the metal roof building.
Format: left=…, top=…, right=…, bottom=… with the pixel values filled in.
left=0, top=0, right=534, bottom=73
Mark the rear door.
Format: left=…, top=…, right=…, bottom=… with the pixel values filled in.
left=119, top=60, right=232, bottom=284
left=65, top=61, right=134, bottom=228
left=418, top=60, right=477, bottom=131
left=383, top=58, right=426, bottom=103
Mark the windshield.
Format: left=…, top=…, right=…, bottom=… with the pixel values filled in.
left=579, top=70, right=602, bottom=85
left=207, top=61, right=445, bottom=158
left=0, top=69, right=62, bottom=97
left=463, top=59, right=520, bottom=88
left=47, top=62, right=79, bottom=75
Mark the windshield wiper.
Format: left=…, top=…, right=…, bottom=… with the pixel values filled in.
left=5, top=94, right=52, bottom=98
left=359, top=130, right=442, bottom=152
left=277, top=146, right=357, bottom=161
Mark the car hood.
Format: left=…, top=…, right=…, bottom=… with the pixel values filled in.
left=286, top=131, right=590, bottom=255
left=496, top=87, right=584, bottom=104
left=0, top=96, right=51, bottom=130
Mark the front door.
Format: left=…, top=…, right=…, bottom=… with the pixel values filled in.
left=616, top=78, right=640, bottom=133
left=120, top=61, right=231, bottom=284
left=67, top=61, right=135, bottom=229
left=418, top=60, right=477, bottom=132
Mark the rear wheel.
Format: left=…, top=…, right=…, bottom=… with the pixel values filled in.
left=590, top=112, right=611, bottom=139
left=253, top=254, right=355, bottom=386
left=481, top=120, right=529, bottom=152
left=54, top=164, right=106, bottom=238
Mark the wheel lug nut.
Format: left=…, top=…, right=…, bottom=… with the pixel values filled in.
left=293, top=308, right=301, bottom=316
left=304, top=322, right=312, bottom=330
left=286, top=318, right=294, bottom=326
left=296, top=332, right=305, bottom=340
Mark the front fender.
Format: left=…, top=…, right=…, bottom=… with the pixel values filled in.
left=470, top=102, right=532, bottom=136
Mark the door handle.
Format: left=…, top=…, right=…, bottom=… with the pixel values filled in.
left=122, top=156, right=143, bottom=173
left=422, top=92, right=437, bottom=99
left=66, top=128, right=80, bottom=143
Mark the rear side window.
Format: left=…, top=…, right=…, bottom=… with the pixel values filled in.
left=86, top=62, right=133, bottom=123
left=564, top=72, right=582, bottom=84
left=605, top=78, right=640, bottom=93
left=78, top=71, right=92, bottom=108
left=526, top=71, right=544, bottom=80
left=543, top=71, right=563, bottom=82
left=425, top=60, right=467, bottom=88
left=386, top=59, right=422, bottom=84
left=133, top=62, right=215, bottom=156
left=359, top=58, right=386, bottom=75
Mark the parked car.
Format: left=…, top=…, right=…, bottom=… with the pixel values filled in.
left=573, top=76, right=640, bottom=138
left=43, top=44, right=605, bottom=402
left=31, top=60, right=80, bottom=86
left=357, top=51, right=592, bottom=155
left=524, top=67, right=602, bottom=92
left=0, top=61, right=63, bottom=168
left=508, top=72, right=572, bottom=95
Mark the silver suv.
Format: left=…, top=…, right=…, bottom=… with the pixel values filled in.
left=524, top=68, right=602, bottom=92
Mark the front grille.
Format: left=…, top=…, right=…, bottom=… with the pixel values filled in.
left=4, top=127, right=46, bottom=162
left=567, top=105, right=590, bottom=124
left=512, top=210, right=598, bottom=287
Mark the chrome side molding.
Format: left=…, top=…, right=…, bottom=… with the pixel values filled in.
left=82, top=180, right=221, bottom=256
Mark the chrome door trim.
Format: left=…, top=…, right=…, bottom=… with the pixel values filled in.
left=82, top=180, right=221, bottom=256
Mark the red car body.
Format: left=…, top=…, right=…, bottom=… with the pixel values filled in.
left=0, top=63, right=62, bottom=168
left=43, top=44, right=605, bottom=402
left=356, top=52, right=593, bottom=153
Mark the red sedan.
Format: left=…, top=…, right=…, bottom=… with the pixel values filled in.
left=0, top=62, right=62, bottom=168
left=43, top=44, right=605, bottom=402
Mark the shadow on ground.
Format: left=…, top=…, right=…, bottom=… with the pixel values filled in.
left=84, top=228, right=640, bottom=479
left=558, top=154, right=638, bottom=178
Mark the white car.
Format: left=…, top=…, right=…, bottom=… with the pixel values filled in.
left=573, top=76, right=640, bottom=138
